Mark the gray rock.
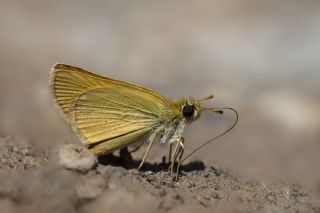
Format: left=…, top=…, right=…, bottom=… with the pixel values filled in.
left=59, top=144, right=96, bottom=173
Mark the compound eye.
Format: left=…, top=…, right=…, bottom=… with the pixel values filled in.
left=182, top=105, right=195, bottom=117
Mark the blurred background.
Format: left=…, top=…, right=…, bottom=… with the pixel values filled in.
left=0, top=0, right=319, bottom=184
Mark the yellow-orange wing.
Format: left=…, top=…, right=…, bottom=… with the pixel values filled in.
left=50, top=64, right=176, bottom=155
left=50, top=64, right=170, bottom=120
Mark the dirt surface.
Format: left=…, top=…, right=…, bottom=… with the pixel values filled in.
left=0, top=137, right=319, bottom=213
left=1, top=2, right=320, bottom=212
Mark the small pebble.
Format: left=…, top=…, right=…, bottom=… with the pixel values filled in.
left=211, top=192, right=221, bottom=199
left=146, top=175, right=156, bottom=182
left=144, top=171, right=154, bottom=176
left=128, top=169, right=139, bottom=175
left=202, top=171, right=210, bottom=178
left=59, top=144, right=96, bottom=173
left=214, top=184, right=220, bottom=190
left=210, top=165, right=222, bottom=176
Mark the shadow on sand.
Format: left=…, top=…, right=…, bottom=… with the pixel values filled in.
left=97, top=147, right=205, bottom=173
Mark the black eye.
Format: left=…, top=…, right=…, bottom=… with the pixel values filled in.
left=183, top=105, right=195, bottom=117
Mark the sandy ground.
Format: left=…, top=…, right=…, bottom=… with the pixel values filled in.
left=0, top=136, right=319, bottom=213
left=1, top=1, right=320, bottom=212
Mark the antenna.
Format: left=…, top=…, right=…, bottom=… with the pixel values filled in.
left=198, top=95, right=214, bottom=102
left=181, top=107, right=238, bottom=163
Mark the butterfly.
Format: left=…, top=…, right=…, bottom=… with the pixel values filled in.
left=50, top=64, right=237, bottom=176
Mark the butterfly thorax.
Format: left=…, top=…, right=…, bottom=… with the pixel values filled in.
left=152, top=96, right=202, bottom=144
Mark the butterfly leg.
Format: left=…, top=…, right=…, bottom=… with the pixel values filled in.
left=170, top=142, right=179, bottom=186
left=168, top=143, right=173, bottom=165
left=169, top=138, right=185, bottom=184
left=175, top=137, right=185, bottom=181
left=137, top=136, right=156, bottom=171
left=169, top=140, right=180, bottom=175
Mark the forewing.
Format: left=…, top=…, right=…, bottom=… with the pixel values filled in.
left=50, top=64, right=169, bottom=121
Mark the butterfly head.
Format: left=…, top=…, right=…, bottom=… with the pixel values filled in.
left=181, top=94, right=223, bottom=121
left=181, top=97, right=202, bottom=121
